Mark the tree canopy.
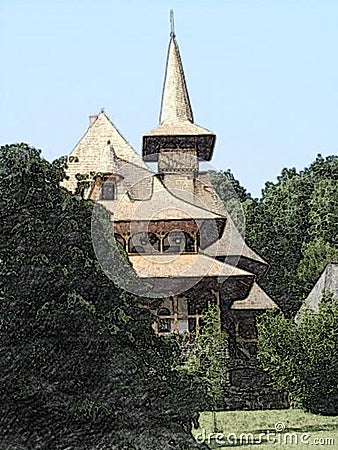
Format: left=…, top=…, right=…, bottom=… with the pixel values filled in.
left=0, top=143, right=207, bottom=450
left=211, top=156, right=338, bottom=315
left=257, top=293, right=338, bottom=415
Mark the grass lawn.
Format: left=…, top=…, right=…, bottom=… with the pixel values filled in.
left=193, top=409, right=338, bottom=449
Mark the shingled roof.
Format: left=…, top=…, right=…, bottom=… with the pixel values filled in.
left=129, top=253, right=252, bottom=279
left=231, top=282, right=279, bottom=310
left=203, top=217, right=267, bottom=267
left=295, top=263, right=338, bottom=323
left=145, top=34, right=214, bottom=137
left=160, top=32, right=193, bottom=124
left=62, top=111, right=147, bottom=193
left=98, top=176, right=226, bottom=222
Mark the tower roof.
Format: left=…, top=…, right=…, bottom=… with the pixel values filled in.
left=142, top=16, right=216, bottom=162
left=150, top=32, right=213, bottom=137
left=159, top=34, right=193, bottom=124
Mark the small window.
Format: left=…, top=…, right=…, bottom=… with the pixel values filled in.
left=163, top=231, right=184, bottom=253
left=158, top=307, right=172, bottom=333
left=188, top=318, right=196, bottom=333
left=101, top=181, right=116, bottom=200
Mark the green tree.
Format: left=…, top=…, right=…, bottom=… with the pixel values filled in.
left=176, top=304, right=228, bottom=432
left=0, top=143, right=207, bottom=449
left=257, top=293, right=338, bottom=415
left=211, top=155, right=338, bottom=316
left=197, top=305, right=228, bottom=432
left=209, top=170, right=251, bottom=235
left=247, top=167, right=313, bottom=314
left=209, top=169, right=251, bottom=204
left=297, top=178, right=338, bottom=291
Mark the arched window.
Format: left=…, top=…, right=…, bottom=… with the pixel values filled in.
left=163, top=231, right=195, bottom=253
left=157, top=307, right=172, bottom=333
left=114, top=233, right=126, bottom=250
left=101, top=180, right=116, bottom=200
left=129, top=232, right=160, bottom=254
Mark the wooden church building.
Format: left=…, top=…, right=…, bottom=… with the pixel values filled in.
left=62, top=19, right=280, bottom=408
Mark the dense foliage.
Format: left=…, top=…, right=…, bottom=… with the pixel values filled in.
left=0, top=144, right=207, bottom=450
left=194, top=305, right=228, bottom=431
left=211, top=155, right=338, bottom=315
left=175, top=305, right=228, bottom=431
left=257, top=293, right=338, bottom=415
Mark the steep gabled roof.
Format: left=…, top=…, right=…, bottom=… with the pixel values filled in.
left=62, top=111, right=147, bottom=193
left=96, top=143, right=119, bottom=174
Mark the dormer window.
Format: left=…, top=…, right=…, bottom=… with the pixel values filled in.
left=101, top=181, right=116, bottom=200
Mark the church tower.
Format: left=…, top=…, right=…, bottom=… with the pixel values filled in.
left=142, top=13, right=215, bottom=177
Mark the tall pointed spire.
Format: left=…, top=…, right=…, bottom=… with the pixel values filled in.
left=159, top=11, right=193, bottom=123
left=142, top=12, right=216, bottom=164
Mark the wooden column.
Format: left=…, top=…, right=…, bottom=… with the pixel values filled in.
left=172, top=295, right=179, bottom=334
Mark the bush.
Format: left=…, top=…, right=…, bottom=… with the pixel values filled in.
left=257, top=293, right=338, bottom=415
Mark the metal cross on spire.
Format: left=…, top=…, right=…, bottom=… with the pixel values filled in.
left=170, top=10, right=175, bottom=38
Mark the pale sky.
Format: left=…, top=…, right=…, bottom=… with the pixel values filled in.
left=1, top=0, right=338, bottom=197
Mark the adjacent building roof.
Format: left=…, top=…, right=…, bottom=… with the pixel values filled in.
left=295, top=263, right=338, bottom=322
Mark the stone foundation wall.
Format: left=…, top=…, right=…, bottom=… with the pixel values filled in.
left=222, top=358, right=289, bottom=410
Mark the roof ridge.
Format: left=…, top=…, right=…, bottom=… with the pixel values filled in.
left=101, top=111, right=139, bottom=154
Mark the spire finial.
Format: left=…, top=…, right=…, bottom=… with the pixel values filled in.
left=170, top=10, right=175, bottom=38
